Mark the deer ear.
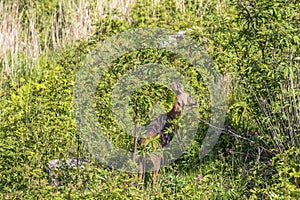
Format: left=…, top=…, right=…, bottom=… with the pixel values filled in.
left=171, top=82, right=184, bottom=95
left=177, top=83, right=184, bottom=92
left=171, top=82, right=177, bottom=91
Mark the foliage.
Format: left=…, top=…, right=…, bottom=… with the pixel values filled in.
left=248, top=147, right=300, bottom=199
left=0, top=0, right=299, bottom=199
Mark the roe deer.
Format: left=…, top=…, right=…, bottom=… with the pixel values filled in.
left=138, top=82, right=197, bottom=184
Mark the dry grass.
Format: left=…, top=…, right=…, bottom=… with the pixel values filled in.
left=0, top=0, right=135, bottom=77
left=0, top=0, right=227, bottom=78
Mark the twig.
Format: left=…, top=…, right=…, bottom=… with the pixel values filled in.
left=190, top=112, right=274, bottom=154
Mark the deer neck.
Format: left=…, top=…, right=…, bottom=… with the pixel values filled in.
left=167, top=104, right=182, bottom=119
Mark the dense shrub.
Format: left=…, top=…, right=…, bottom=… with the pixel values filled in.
left=0, top=0, right=299, bottom=199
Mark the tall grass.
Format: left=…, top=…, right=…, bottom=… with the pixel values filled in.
left=0, top=0, right=135, bottom=79
left=0, top=0, right=229, bottom=80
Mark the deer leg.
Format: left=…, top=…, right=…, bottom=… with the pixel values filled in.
left=150, top=154, right=161, bottom=184
left=138, top=156, right=145, bottom=181
left=153, top=169, right=159, bottom=184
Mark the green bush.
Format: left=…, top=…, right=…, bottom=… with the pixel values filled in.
left=1, top=0, right=299, bottom=199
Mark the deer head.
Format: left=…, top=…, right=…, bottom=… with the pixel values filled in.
left=171, top=82, right=197, bottom=113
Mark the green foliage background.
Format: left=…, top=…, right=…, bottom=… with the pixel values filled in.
left=0, top=0, right=299, bottom=199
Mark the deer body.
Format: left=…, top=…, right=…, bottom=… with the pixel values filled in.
left=138, top=82, right=196, bottom=184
